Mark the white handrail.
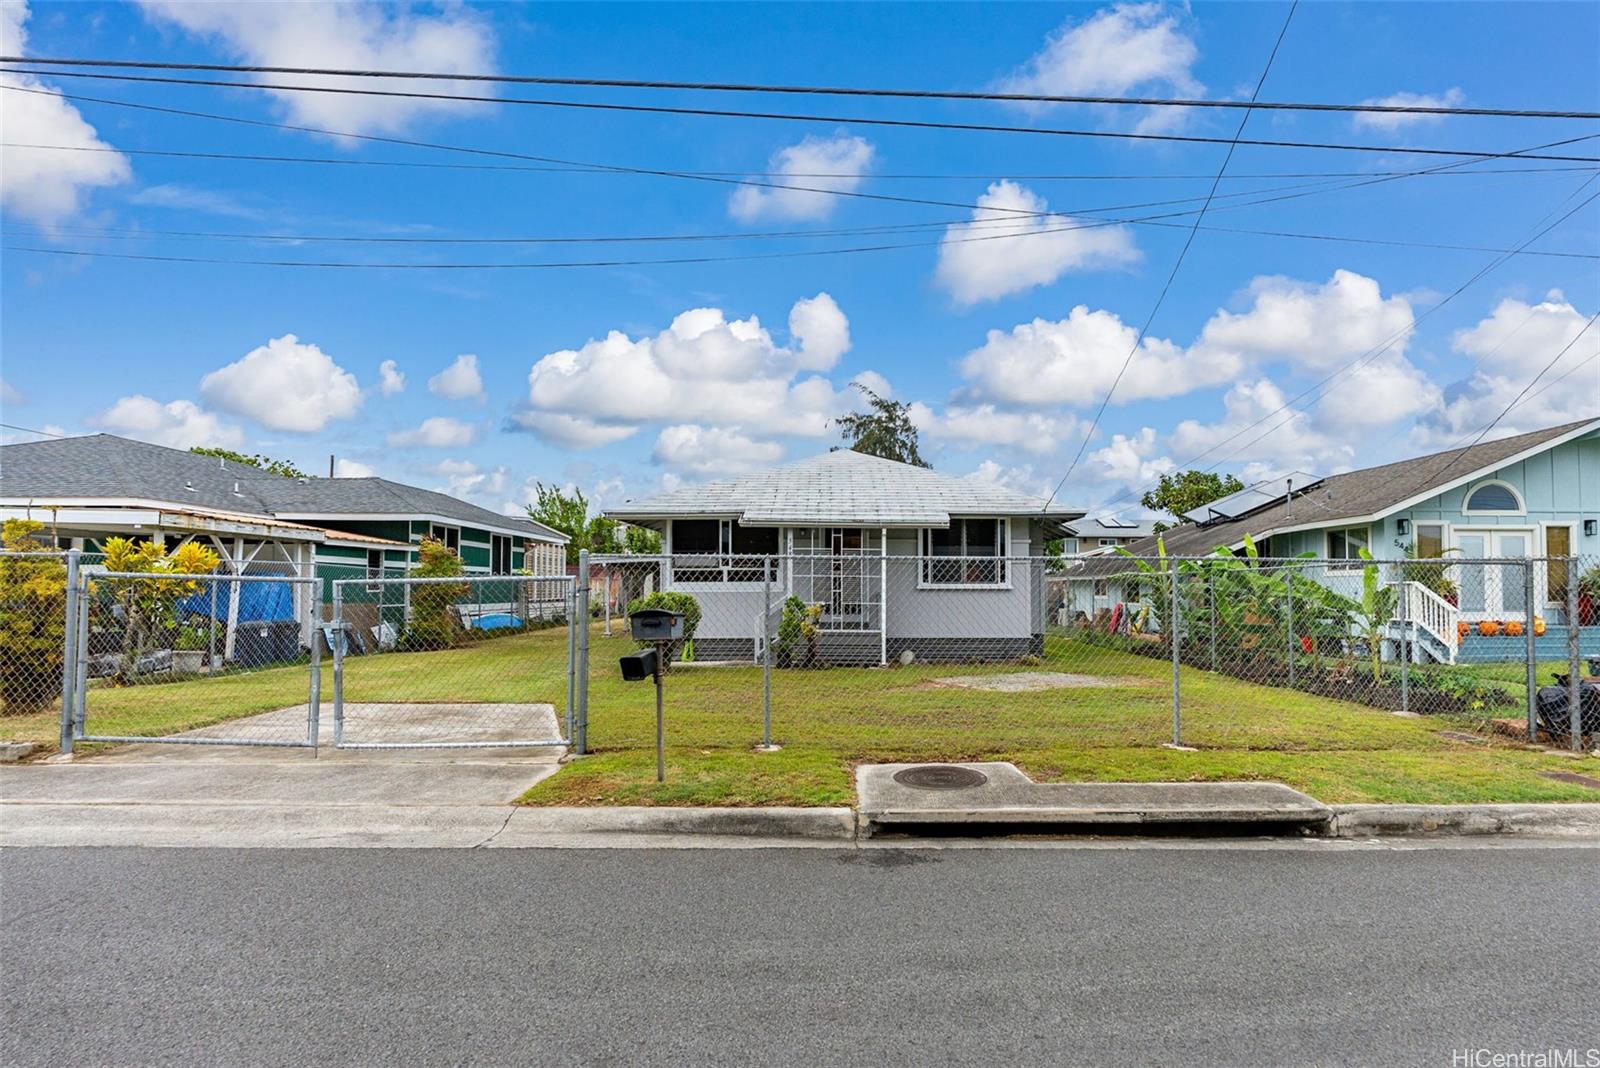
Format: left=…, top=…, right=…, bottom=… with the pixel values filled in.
left=1398, top=581, right=1460, bottom=661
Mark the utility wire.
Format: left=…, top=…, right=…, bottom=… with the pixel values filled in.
left=8, top=67, right=1600, bottom=162
left=10, top=85, right=1598, bottom=228
left=11, top=142, right=1594, bottom=182
left=1041, top=2, right=1298, bottom=515
left=15, top=215, right=1596, bottom=260
left=8, top=54, right=1599, bottom=121
left=1082, top=178, right=1600, bottom=522
left=1415, top=313, right=1599, bottom=488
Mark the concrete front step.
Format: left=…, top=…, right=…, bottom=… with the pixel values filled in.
left=856, top=763, right=1333, bottom=835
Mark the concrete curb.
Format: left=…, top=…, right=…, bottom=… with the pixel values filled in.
left=509, top=806, right=858, bottom=840
left=1328, top=803, right=1600, bottom=838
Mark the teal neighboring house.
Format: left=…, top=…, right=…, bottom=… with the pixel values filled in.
left=1070, top=417, right=1600, bottom=664
left=0, top=433, right=568, bottom=629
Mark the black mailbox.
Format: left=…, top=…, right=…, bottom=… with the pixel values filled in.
left=629, top=608, right=685, bottom=642
left=619, top=647, right=659, bottom=682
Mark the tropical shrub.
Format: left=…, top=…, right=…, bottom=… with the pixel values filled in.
left=404, top=536, right=468, bottom=650
left=774, top=596, right=822, bottom=668
left=0, top=520, right=68, bottom=715
left=98, top=536, right=221, bottom=682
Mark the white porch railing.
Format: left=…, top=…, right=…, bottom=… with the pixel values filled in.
left=1397, top=581, right=1460, bottom=663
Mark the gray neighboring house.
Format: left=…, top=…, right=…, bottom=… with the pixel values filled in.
left=605, top=449, right=1084, bottom=664
left=1059, top=517, right=1159, bottom=557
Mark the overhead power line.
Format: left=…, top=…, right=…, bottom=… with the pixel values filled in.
left=1042, top=1, right=1297, bottom=514
left=11, top=142, right=1596, bottom=182
left=7, top=67, right=1600, bottom=162
left=7, top=54, right=1599, bottom=121
left=1082, top=176, right=1600, bottom=521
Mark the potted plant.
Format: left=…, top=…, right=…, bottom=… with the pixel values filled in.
left=172, top=622, right=207, bottom=675
left=1579, top=563, right=1600, bottom=626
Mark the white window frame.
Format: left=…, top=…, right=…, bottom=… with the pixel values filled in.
left=428, top=523, right=461, bottom=552
left=1325, top=524, right=1371, bottom=570
left=1539, top=521, right=1578, bottom=607
left=365, top=549, right=384, bottom=593
left=919, top=518, right=1010, bottom=589
left=668, top=518, right=776, bottom=585
left=1462, top=479, right=1526, bottom=516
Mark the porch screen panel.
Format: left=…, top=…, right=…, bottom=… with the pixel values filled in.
left=729, top=523, right=778, bottom=581
left=673, top=519, right=722, bottom=581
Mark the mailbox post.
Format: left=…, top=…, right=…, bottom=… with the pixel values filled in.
left=620, top=608, right=685, bottom=782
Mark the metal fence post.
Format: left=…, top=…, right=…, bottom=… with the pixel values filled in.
left=1285, top=562, right=1295, bottom=689
left=331, top=583, right=345, bottom=747
left=1209, top=570, right=1217, bottom=672
left=1568, top=556, right=1583, bottom=752
left=307, top=584, right=322, bottom=751
left=74, top=574, right=89, bottom=737
left=565, top=582, right=576, bottom=746
left=58, top=549, right=81, bottom=755
left=576, top=549, right=591, bottom=756
left=762, top=557, right=773, bottom=748
left=1524, top=560, right=1538, bottom=743
left=1398, top=563, right=1409, bottom=714
left=1169, top=557, right=1182, bottom=747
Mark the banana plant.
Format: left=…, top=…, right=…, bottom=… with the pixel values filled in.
left=1355, top=547, right=1399, bottom=683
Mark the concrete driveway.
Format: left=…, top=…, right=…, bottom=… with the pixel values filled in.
left=1, top=702, right=566, bottom=845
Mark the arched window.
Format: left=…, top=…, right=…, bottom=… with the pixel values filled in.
left=1463, top=480, right=1524, bottom=514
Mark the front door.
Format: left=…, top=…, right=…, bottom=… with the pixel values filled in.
left=1455, top=530, right=1530, bottom=617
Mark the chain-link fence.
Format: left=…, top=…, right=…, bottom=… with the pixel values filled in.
left=329, top=572, right=576, bottom=749
left=581, top=552, right=1599, bottom=759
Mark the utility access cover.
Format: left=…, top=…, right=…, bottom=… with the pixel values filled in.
left=892, top=765, right=989, bottom=790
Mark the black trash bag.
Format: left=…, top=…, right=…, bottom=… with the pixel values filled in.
left=1536, top=677, right=1600, bottom=738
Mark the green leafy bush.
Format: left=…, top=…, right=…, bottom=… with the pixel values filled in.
left=0, top=520, right=67, bottom=715
left=626, top=590, right=701, bottom=659
left=403, top=537, right=468, bottom=651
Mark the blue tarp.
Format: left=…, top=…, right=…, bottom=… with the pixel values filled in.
left=178, top=580, right=295, bottom=623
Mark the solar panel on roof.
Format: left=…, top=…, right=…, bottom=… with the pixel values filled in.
left=1183, top=471, right=1322, bottom=525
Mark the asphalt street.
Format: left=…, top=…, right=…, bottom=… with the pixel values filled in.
left=3, top=843, right=1597, bottom=1067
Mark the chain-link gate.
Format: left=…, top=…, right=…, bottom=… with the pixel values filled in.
left=329, top=572, right=579, bottom=750
left=68, top=565, right=323, bottom=749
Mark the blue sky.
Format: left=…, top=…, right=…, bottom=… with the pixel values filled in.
left=3, top=1, right=1597, bottom=519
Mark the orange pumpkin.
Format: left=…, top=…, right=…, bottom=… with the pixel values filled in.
left=1457, top=621, right=1471, bottom=640
left=1504, top=619, right=1524, bottom=637
left=1533, top=617, right=1547, bottom=637
left=1478, top=620, right=1501, bottom=637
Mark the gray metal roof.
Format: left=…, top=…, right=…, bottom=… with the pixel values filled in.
left=0, top=433, right=567, bottom=542
left=1082, top=416, right=1600, bottom=566
left=1063, top=517, right=1159, bottom=539
left=606, top=449, right=1085, bottom=528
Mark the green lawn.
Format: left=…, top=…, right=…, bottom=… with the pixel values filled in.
left=7, top=623, right=1596, bottom=805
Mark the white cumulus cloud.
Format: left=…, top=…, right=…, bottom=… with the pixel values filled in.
left=135, top=0, right=496, bottom=136
left=1192, top=269, right=1416, bottom=372
left=387, top=416, right=477, bottom=448
left=1000, top=3, right=1202, bottom=125
left=332, top=457, right=377, bottom=478
left=427, top=353, right=485, bottom=400
left=93, top=395, right=244, bottom=450
left=651, top=425, right=786, bottom=477
left=935, top=181, right=1139, bottom=304
left=377, top=359, right=406, bottom=396
left=200, top=334, right=363, bottom=432
left=514, top=293, right=863, bottom=451
left=1352, top=88, right=1465, bottom=133
left=728, top=134, right=875, bottom=222
left=0, top=2, right=131, bottom=223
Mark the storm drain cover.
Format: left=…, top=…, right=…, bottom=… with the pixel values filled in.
left=892, top=765, right=989, bottom=790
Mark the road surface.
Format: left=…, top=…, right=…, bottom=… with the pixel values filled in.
left=4, top=842, right=1597, bottom=1066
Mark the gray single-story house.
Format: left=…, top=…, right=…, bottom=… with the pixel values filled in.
left=604, top=449, right=1084, bottom=664
left=1058, top=516, right=1159, bottom=557
left=1063, top=417, right=1600, bottom=664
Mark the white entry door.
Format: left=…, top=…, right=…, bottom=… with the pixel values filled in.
left=1455, top=530, right=1530, bottom=617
